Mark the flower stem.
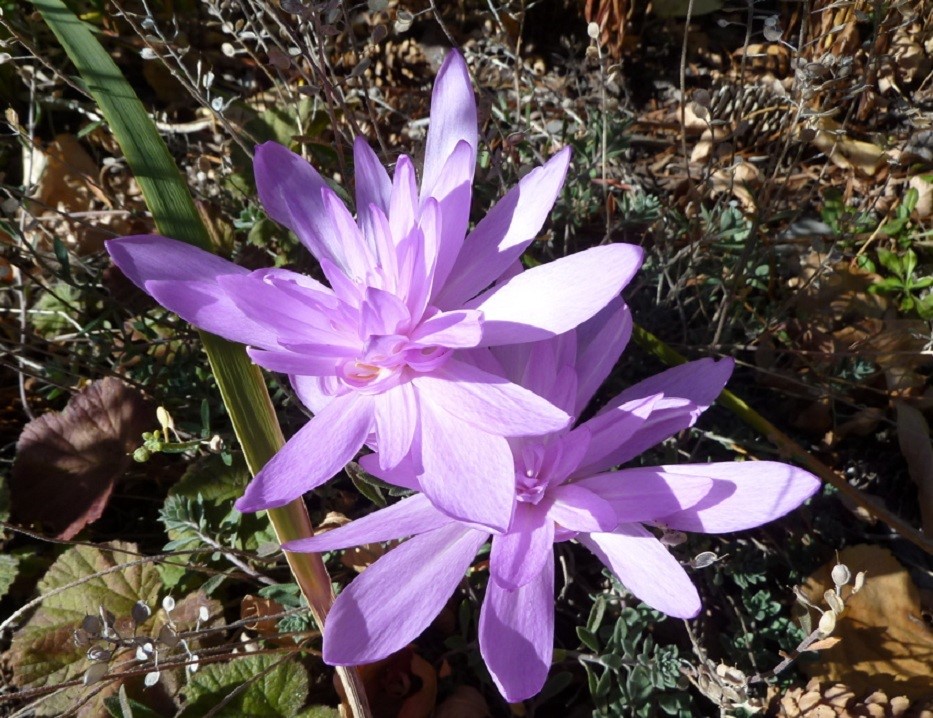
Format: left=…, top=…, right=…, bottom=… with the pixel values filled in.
left=632, top=324, right=933, bottom=555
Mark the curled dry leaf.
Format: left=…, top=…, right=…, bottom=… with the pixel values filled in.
left=348, top=647, right=437, bottom=718
left=10, top=377, right=154, bottom=539
left=894, top=402, right=933, bottom=535
left=800, top=545, right=933, bottom=700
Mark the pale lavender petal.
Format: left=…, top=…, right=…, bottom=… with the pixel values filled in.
left=323, top=189, right=374, bottom=280
left=654, top=462, right=821, bottom=533
left=373, top=383, right=418, bottom=469
left=396, top=199, right=438, bottom=316
left=414, top=359, right=570, bottom=436
left=358, top=452, right=421, bottom=491
left=436, top=148, right=572, bottom=308
left=353, top=136, right=392, bottom=249
left=580, top=525, right=701, bottom=619
left=479, top=552, right=554, bottom=703
left=255, top=142, right=351, bottom=271
left=574, top=297, right=633, bottom=415
left=360, top=287, right=411, bottom=337
left=284, top=493, right=454, bottom=553
left=323, top=524, right=488, bottom=664
left=106, top=235, right=276, bottom=348
left=389, top=155, right=418, bottom=245
left=573, top=468, right=713, bottom=523
left=409, top=310, right=483, bottom=348
left=289, top=375, right=343, bottom=414
left=470, top=244, right=644, bottom=346
left=490, top=503, right=554, bottom=590
left=574, top=394, right=668, bottom=476
left=246, top=347, right=345, bottom=376
left=601, top=357, right=734, bottom=415
left=421, top=50, right=477, bottom=204
left=547, top=484, right=617, bottom=532
left=418, top=401, right=515, bottom=531
left=425, top=140, right=474, bottom=291
left=544, top=428, right=591, bottom=485
left=235, top=393, right=375, bottom=512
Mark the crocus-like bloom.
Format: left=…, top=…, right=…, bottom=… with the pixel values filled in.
left=284, top=298, right=821, bottom=702
left=106, top=51, right=643, bottom=529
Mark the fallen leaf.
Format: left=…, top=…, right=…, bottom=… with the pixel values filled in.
left=800, top=545, right=933, bottom=700
left=808, top=118, right=887, bottom=176
left=10, top=378, right=154, bottom=539
left=349, top=647, right=437, bottom=718
left=894, top=402, right=933, bottom=535
left=435, top=686, right=492, bottom=718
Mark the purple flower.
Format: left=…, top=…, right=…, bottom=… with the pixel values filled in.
left=284, top=299, right=821, bottom=702
left=105, top=51, right=643, bottom=529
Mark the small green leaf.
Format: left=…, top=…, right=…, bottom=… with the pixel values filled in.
left=576, top=626, right=601, bottom=653
left=180, top=654, right=310, bottom=718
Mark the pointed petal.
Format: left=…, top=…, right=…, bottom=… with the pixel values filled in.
left=574, top=394, right=668, bottom=476
left=323, top=189, right=374, bottom=280
left=421, top=50, right=477, bottom=203
left=234, top=393, right=375, bottom=512
left=479, top=552, right=554, bottom=703
left=547, top=483, right=617, bottom=532
left=426, top=140, right=474, bottom=291
left=470, top=244, right=644, bottom=345
left=418, top=401, right=515, bottom=531
left=437, top=148, right=572, bottom=308
left=105, top=235, right=276, bottom=347
left=358, top=452, right=421, bottom=491
left=601, top=357, right=734, bottom=415
left=573, top=468, right=713, bottom=523
left=490, top=504, right=554, bottom=590
left=389, top=155, right=419, bottom=245
left=289, top=375, right=343, bottom=414
left=353, top=136, right=392, bottom=249
left=246, top=347, right=345, bottom=376
left=415, top=359, right=570, bottom=437
left=284, top=494, right=454, bottom=553
left=409, top=310, right=483, bottom=348
left=323, top=524, right=488, bottom=664
left=255, top=142, right=352, bottom=271
left=373, top=383, right=418, bottom=468
left=580, top=525, right=701, bottom=619
left=574, top=298, right=633, bottom=415
left=654, top=462, right=821, bottom=533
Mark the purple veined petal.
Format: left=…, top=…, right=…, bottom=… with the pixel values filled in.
left=234, top=392, right=375, bottom=512
left=322, top=188, right=375, bottom=281
left=436, top=147, right=572, bottom=309
left=246, top=346, right=347, bottom=376
left=600, top=357, right=734, bottom=416
left=542, top=428, right=591, bottom=486
left=573, top=468, right=713, bottom=524
left=490, top=503, right=555, bottom=590
left=284, top=493, right=454, bottom=553
left=353, top=136, right=392, bottom=251
left=421, top=50, right=477, bottom=206
left=359, top=287, right=412, bottom=338
left=417, top=400, right=515, bottom=531
left=425, top=140, right=474, bottom=292
left=547, top=483, right=617, bottom=532
left=323, top=523, right=488, bottom=664
left=106, top=235, right=277, bottom=348
left=469, top=244, right=645, bottom=346
left=289, top=375, right=343, bottom=414
left=372, top=383, right=419, bottom=469
left=409, top=309, right=483, bottom=349
left=580, top=524, right=701, bottom=619
left=389, top=155, right=419, bottom=246
left=574, top=297, right=633, bottom=416
left=358, top=451, right=421, bottom=491
left=399, top=198, right=440, bottom=318
left=654, top=461, right=821, bottom=533
left=319, top=257, right=364, bottom=307
left=250, top=266, right=333, bottom=296
left=479, top=551, right=554, bottom=703
left=573, top=394, right=667, bottom=477
left=414, top=358, right=570, bottom=437
left=254, top=142, right=351, bottom=271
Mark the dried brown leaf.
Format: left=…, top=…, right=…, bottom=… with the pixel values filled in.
left=894, top=402, right=933, bottom=535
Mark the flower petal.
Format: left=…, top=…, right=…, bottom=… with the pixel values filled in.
left=573, top=468, right=713, bottom=524
left=469, top=244, right=644, bottom=345
left=436, top=148, right=571, bottom=308
left=479, top=551, right=554, bottom=703
left=601, top=357, right=734, bottom=415
left=358, top=452, right=421, bottom=491
left=490, top=503, right=554, bottom=590
left=246, top=347, right=345, bottom=376
left=580, top=525, right=701, bottom=619
left=255, top=142, right=354, bottom=272
left=547, top=483, right=617, bottom=533
left=234, top=393, right=375, bottom=512
left=289, top=375, right=343, bottom=414
left=373, top=383, right=418, bottom=469
left=414, top=358, right=570, bottom=437
left=654, top=461, right=821, bottom=533
left=426, top=140, right=475, bottom=291
left=323, top=524, right=488, bottom=664
left=353, top=136, right=392, bottom=249
left=284, top=493, right=454, bottom=553
left=574, top=394, right=669, bottom=476
left=421, top=50, right=477, bottom=204
left=574, top=297, right=633, bottom=415
left=410, top=309, right=483, bottom=348
left=105, top=235, right=276, bottom=347
left=417, top=401, right=515, bottom=531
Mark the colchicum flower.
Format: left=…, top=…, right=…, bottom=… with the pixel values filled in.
left=284, top=298, right=822, bottom=702
left=106, top=51, right=643, bottom=529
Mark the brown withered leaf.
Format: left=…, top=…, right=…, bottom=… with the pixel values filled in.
left=800, top=545, right=933, bottom=700
left=10, top=378, right=154, bottom=539
left=348, top=647, right=437, bottom=718
left=435, top=686, right=492, bottom=718
left=894, top=403, right=933, bottom=535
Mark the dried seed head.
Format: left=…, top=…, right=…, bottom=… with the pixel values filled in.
left=144, top=670, right=161, bottom=687
left=831, top=563, right=851, bottom=588
left=84, top=663, right=109, bottom=685
left=162, top=595, right=176, bottom=613
left=690, top=551, right=719, bottom=569
left=82, top=615, right=102, bottom=636
left=394, top=10, right=413, bottom=33
left=87, top=646, right=112, bottom=662
left=660, top=530, right=688, bottom=547
left=818, top=610, right=837, bottom=635
left=158, top=624, right=179, bottom=648
left=587, top=22, right=600, bottom=40
left=823, top=589, right=844, bottom=615
left=852, top=571, right=866, bottom=594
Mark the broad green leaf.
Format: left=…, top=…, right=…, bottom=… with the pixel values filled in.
left=9, top=542, right=160, bottom=716
left=179, top=653, right=311, bottom=718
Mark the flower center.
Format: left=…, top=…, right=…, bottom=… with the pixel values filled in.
left=337, top=333, right=451, bottom=393
left=516, top=444, right=549, bottom=504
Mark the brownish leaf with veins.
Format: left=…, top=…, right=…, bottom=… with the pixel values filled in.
left=11, top=378, right=154, bottom=539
